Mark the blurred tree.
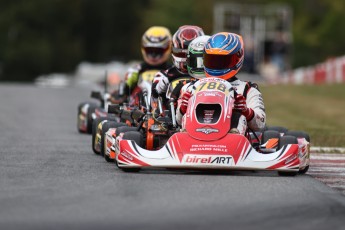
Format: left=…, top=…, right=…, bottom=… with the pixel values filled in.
left=0, top=0, right=83, bottom=81
left=140, top=0, right=214, bottom=35
left=0, top=0, right=344, bottom=81
left=0, top=0, right=148, bottom=81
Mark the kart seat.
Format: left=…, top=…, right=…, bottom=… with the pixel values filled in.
left=195, top=103, right=221, bottom=124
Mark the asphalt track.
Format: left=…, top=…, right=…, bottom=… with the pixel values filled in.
left=1, top=84, right=345, bottom=230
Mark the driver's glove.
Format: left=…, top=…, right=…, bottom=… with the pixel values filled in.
left=179, top=91, right=192, bottom=115
left=234, top=94, right=254, bottom=121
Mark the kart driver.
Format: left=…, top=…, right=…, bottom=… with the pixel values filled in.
left=151, top=25, right=205, bottom=104
left=176, top=32, right=266, bottom=134
left=112, top=26, right=172, bottom=104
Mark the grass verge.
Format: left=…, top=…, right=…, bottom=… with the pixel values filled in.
left=261, top=83, right=345, bottom=147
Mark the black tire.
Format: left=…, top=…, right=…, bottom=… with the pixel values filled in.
left=278, top=171, right=298, bottom=176
left=101, top=122, right=126, bottom=159
left=118, top=131, right=144, bottom=172
left=77, top=102, right=97, bottom=133
left=299, top=165, right=309, bottom=174
left=115, top=160, right=141, bottom=172
left=278, top=135, right=298, bottom=150
left=92, top=116, right=112, bottom=154
left=285, top=131, right=311, bottom=174
left=122, top=131, right=144, bottom=148
left=115, top=126, right=139, bottom=136
left=266, top=126, right=288, bottom=134
left=285, top=131, right=311, bottom=142
left=277, top=135, right=299, bottom=176
left=86, top=104, right=98, bottom=134
left=261, top=130, right=280, bottom=145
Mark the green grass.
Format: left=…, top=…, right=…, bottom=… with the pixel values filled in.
left=260, top=83, right=345, bottom=147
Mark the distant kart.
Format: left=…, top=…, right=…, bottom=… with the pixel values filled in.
left=77, top=91, right=112, bottom=134
left=92, top=69, right=160, bottom=156
left=77, top=72, right=113, bottom=134
left=115, top=77, right=310, bottom=176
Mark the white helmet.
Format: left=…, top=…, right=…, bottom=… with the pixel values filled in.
left=187, top=35, right=210, bottom=79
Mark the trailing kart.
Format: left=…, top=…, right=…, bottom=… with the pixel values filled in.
left=92, top=69, right=161, bottom=155
left=77, top=72, right=113, bottom=134
left=115, top=77, right=310, bottom=176
left=101, top=76, right=195, bottom=162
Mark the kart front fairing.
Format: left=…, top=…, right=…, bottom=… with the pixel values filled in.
left=117, top=132, right=300, bottom=171
left=116, top=78, right=301, bottom=172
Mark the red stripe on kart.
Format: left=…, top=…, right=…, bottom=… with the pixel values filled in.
left=267, top=145, right=299, bottom=170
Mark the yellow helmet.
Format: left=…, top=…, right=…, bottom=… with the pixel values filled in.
left=141, top=26, right=172, bottom=66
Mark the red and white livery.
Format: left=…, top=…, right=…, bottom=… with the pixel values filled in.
left=116, top=78, right=310, bottom=175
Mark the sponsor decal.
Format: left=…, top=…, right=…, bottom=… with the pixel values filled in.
left=200, top=92, right=222, bottom=97
left=190, top=144, right=228, bottom=152
left=120, top=151, right=134, bottom=161
left=285, top=154, right=298, bottom=165
left=183, top=154, right=232, bottom=165
left=196, top=126, right=219, bottom=134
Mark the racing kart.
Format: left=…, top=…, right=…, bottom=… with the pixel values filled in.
left=77, top=72, right=113, bottom=134
left=115, top=77, right=311, bottom=176
left=92, top=69, right=162, bottom=156
left=101, top=76, right=194, bottom=162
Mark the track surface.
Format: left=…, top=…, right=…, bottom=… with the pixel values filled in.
left=1, top=84, right=345, bottom=230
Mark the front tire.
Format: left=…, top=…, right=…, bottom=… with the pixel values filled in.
left=92, top=116, right=112, bottom=154
left=117, top=131, right=144, bottom=172
left=277, top=135, right=299, bottom=176
left=101, top=122, right=126, bottom=160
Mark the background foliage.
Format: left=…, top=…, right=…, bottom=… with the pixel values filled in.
left=0, top=0, right=344, bottom=81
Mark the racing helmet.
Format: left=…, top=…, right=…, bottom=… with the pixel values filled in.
left=172, top=25, right=204, bottom=73
left=141, top=26, right=172, bottom=66
left=204, top=32, right=244, bottom=80
left=187, top=35, right=211, bottom=79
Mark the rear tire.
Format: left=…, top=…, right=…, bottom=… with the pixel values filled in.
left=266, top=126, right=288, bottom=134
left=278, top=135, right=298, bottom=149
left=122, top=131, right=144, bottom=148
left=261, top=130, right=280, bottom=145
left=115, top=126, right=139, bottom=136
left=285, top=131, right=310, bottom=142
left=277, top=135, right=299, bottom=177
left=92, top=116, right=113, bottom=154
left=278, top=171, right=298, bottom=176
left=101, top=122, right=126, bottom=159
left=299, top=165, right=309, bottom=174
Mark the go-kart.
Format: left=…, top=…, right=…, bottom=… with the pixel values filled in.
left=115, top=77, right=310, bottom=176
left=77, top=72, right=113, bottom=134
left=102, top=76, right=195, bottom=162
left=92, top=69, right=162, bottom=156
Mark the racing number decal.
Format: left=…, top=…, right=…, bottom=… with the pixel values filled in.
left=197, top=82, right=226, bottom=92
left=140, top=70, right=159, bottom=82
left=171, top=77, right=192, bottom=88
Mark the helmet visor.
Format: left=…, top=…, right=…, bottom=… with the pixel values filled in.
left=187, top=54, right=204, bottom=69
left=203, top=52, right=241, bottom=70
left=144, top=47, right=169, bottom=58
left=172, top=47, right=188, bottom=58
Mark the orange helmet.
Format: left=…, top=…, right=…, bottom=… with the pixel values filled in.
left=141, top=26, right=172, bottom=66
left=204, top=32, right=244, bottom=80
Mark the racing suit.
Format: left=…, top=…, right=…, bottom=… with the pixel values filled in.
left=151, top=66, right=195, bottom=108
left=117, top=62, right=172, bottom=101
left=176, top=76, right=266, bottom=134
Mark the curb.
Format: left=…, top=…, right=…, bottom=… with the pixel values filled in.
left=311, top=147, right=345, bottom=154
